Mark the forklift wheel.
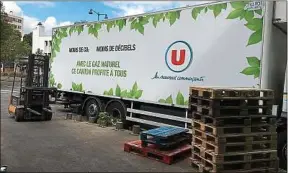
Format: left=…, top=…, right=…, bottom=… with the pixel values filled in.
left=46, top=113, right=52, bottom=121
left=45, top=107, right=53, bottom=121
left=14, top=108, right=24, bottom=122
left=278, top=130, right=287, bottom=170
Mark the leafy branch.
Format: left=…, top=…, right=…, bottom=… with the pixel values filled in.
left=88, top=23, right=102, bottom=38
left=245, top=18, right=263, bottom=46
left=49, top=73, right=56, bottom=87
left=129, top=10, right=181, bottom=35
left=130, top=16, right=150, bottom=35
left=103, top=82, right=143, bottom=99
left=49, top=73, right=62, bottom=89
left=226, top=1, right=263, bottom=46
left=240, top=57, right=260, bottom=78
left=192, top=3, right=227, bottom=20
left=72, top=82, right=84, bottom=92
left=158, top=92, right=188, bottom=106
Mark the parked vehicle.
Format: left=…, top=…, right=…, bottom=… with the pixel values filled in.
left=50, top=1, right=287, bottom=170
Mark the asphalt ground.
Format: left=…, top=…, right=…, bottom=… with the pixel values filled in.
left=0, top=80, right=193, bottom=172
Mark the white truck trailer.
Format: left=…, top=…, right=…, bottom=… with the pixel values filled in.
left=51, top=1, right=287, bottom=170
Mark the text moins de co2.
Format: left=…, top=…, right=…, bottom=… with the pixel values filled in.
left=68, top=44, right=136, bottom=53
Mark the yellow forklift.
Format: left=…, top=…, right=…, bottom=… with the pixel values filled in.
left=8, top=54, right=57, bottom=121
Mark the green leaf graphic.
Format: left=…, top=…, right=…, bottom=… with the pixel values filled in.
left=226, top=9, right=244, bottom=19
left=103, top=91, right=108, bottom=95
left=166, top=95, right=173, bottom=104
left=134, top=90, right=143, bottom=99
left=106, top=22, right=114, bottom=32
left=191, top=8, right=199, bottom=20
left=76, top=25, right=84, bottom=35
left=221, top=3, right=227, bottom=10
left=130, top=19, right=137, bottom=30
left=139, top=16, right=150, bottom=25
left=159, top=99, right=166, bottom=103
left=115, top=85, right=121, bottom=97
left=94, top=23, right=102, bottom=30
left=241, top=67, right=260, bottom=78
left=192, top=7, right=204, bottom=20
left=137, top=25, right=144, bottom=35
left=72, top=82, right=77, bottom=91
left=255, top=9, right=262, bottom=15
left=131, top=82, right=138, bottom=96
left=169, top=12, right=177, bottom=25
left=79, top=83, right=83, bottom=92
left=120, top=90, right=127, bottom=97
left=247, top=30, right=262, bottom=46
left=152, top=14, right=162, bottom=27
left=127, top=91, right=133, bottom=98
left=184, top=100, right=189, bottom=106
left=246, top=57, right=260, bottom=67
left=176, top=92, right=184, bottom=105
left=208, top=5, right=214, bottom=10
left=54, top=44, right=60, bottom=52
left=108, top=88, right=113, bottom=96
left=230, top=1, right=246, bottom=9
left=244, top=11, right=254, bottom=22
left=116, top=19, right=126, bottom=31
left=213, top=4, right=222, bottom=17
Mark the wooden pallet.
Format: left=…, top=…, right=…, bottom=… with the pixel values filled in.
left=192, top=132, right=277, bottom=147
left=189, top=97, right=273, bottom=108
left=192, top=119, right=276, bottom=136
left=189, top=87, right=274, bottom=99
left=191, top=112, right=276, bottom=127
left=192, top=138, right=276, bottom=154
left=189, top=157, right=278, bottom=173
left=203, top=150, right=278, bottom=164
left=190, top=104, right=272, bottom=117
left=190, top=153, right=278, bottom=173
left=123, top=140, right=191, bottom=165
left=191, top=144, right=277, bottom=164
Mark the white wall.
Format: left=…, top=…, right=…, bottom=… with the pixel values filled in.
left=32, top=24, right=52, bottom=55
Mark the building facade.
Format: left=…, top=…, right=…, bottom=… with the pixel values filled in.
left=32, top=22, right=52, bottom=56
left=4, top=11, right=24, bottom=37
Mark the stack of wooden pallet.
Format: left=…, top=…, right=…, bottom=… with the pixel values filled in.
left=188, top=86, right=278, bottom=173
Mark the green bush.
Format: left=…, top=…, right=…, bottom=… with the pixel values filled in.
left=96, top=112, right=112, bottom=127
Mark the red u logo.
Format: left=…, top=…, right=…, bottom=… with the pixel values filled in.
left=171, top=49, right=186, bottom=65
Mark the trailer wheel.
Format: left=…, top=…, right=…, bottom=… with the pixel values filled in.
left=14, top=108, right=24, bottom=122
left=278, top=130, right=287, bottom=170
left=105, top=100, right=126, bottom=126
left=84, top=98, right=101, bottom=118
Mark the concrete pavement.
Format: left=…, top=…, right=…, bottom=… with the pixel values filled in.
left=0, top=81, right=193, bottom=172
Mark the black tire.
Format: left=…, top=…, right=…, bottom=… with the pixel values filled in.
left=14, top=108, right=24, bottom=122
left=105, top=100, right=126, bottom=126
left=46, top=112, right=52, bottom=121
left=46, top=107, right=53, bottom=121
left=278, top=130, right=287, bottom=170
left=84, top=99, right=101, bottom=118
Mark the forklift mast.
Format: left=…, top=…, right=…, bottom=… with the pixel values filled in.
left=25, top=54, right=49, bottom=87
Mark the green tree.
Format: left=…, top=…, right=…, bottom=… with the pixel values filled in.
left=0, top=1, right=31, bottom=62
left=23, top=32, right=32, bottom=47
